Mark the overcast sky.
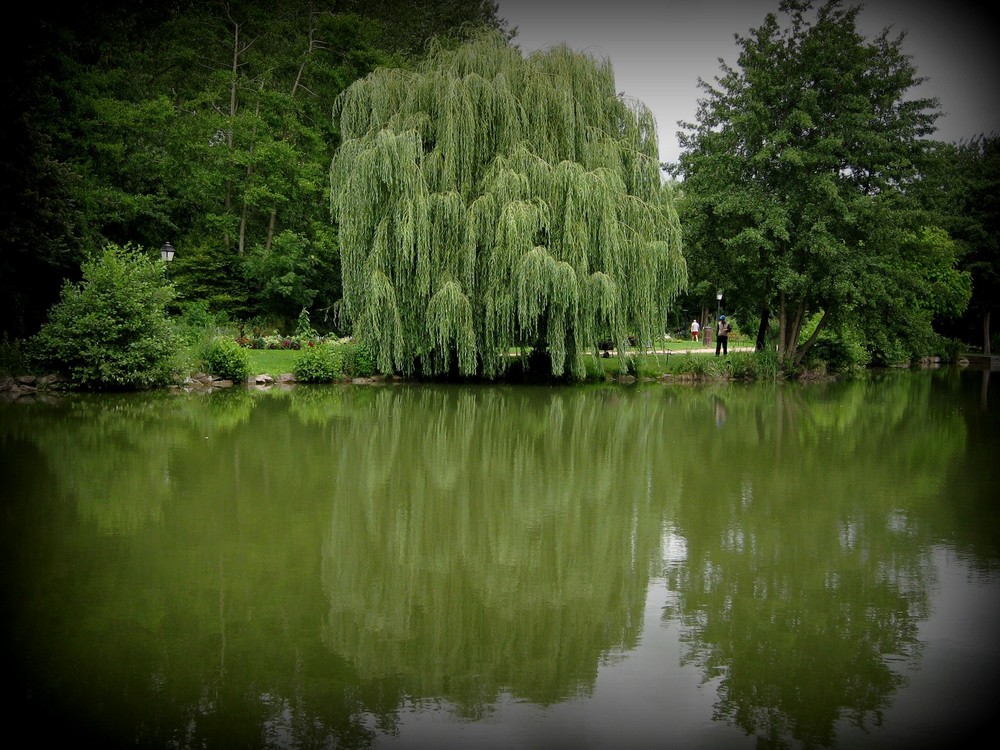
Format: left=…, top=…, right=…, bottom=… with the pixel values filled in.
left=495, top=0, right=1000, bottom=165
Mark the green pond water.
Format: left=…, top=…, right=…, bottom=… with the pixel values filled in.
left=1, top=367, right=998, bottom=749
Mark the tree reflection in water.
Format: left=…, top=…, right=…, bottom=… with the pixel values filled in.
left=1, top=370, right=995, bottom=749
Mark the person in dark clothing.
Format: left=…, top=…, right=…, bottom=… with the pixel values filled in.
left=715, top=315, right=731, bottom=356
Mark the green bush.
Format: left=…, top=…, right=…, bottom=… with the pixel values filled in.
left=928, top=334, right=963, bottom=363
left=26, top=243, right=177, bottom=389
left=295, top=308, right=319, bottom=341
left=342, top=340, right=377, bottom=377
left=171, top=299, right=220, bottom=346
left=802, top=325, right=869, bottom=372
left=203, top=337, right=251, bottom=382
left=724, top=351, right=759, bottom=380
left=294, top=343, right=344, bottom=382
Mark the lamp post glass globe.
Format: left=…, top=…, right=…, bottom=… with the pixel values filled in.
left=160, top=243, right=175, bottom=263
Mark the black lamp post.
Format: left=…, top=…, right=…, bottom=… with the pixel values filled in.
left=716, top=289, right=723, bottom=319
left=161, top=242, right=175, bottom=278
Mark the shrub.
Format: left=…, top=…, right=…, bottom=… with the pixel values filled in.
left=934, top=335, right=965, bottom=363
left=294, top=343, right=344, bottom=383
left=724, top=351, right=759, bottom=380
left=172, top=300, right=219, bottom=344
left=802, top=324, right=869, bottom=372
left=295, top=308, right=319, bottom=342
left=342, top=340, right=377, bottom=377
left=26, top=243, right=177, bottom=389
left=202, top=337, right=251, bottom=382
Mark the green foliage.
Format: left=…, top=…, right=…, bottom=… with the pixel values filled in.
left=331, top=30, right=686, bottom=380
left=800, top=318, right=869, bottom=373
left=929, top=335, right=965, bottom=364
left=26, top=243, right=177, bottom=389
left=723, top=352, right=760, bottom=380
left=295, top=308, right=319, bottom=341
left=634, top=354, right=669, bottom=380
left=668, top=353, right=724, bottom=379
left=170, top=299, right=222, bottom=346
left=5, top=2, right=510, bottom=341
left=342, top=340, right=377, bottom=377
left=202, top=337, right=251, bottom=382
left=924, top=135, right=1000, bottom=352
left=675, top=0, right=944, bottom=368
left=293, top=342, right=345, bottom=383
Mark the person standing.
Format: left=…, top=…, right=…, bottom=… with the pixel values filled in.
left=715, top=315, right=730, bottom=356
left=690, top=318, right=700, bottom=343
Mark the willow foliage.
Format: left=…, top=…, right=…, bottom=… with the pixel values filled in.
left=331, top=30, right=686, bottom=378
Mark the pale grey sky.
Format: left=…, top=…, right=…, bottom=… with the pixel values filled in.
left=496, top=0, right=1000, bottom=164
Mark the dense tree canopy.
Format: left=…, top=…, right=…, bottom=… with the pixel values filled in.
left=942, top=135, right=1000, bottom=354
left=330, top=31, right=686, bottom=379
left=1, top=0, right=509, bottom=340
left=673, top=0, right=963, bottom=366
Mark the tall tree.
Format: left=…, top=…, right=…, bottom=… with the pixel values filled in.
left=674, top=0, right=944, bottom=366
left=950, top=135, right=1000, bottom=355
left=330, top=31, right=686, bottom=379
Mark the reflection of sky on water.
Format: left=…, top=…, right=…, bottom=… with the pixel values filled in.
left=373, top=543, right=1000, bottom=750
left=371, top=579, right=753, bottom=750
left=836, top=545, right=1000, bottom=748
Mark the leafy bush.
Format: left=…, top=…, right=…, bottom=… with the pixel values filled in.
left=933, top=335, right=965, bottom=363
left=342, top=340, right=377, bottom=377
left=202, top=337, right=251, bottom=382
left=802, top=324, right=869, bottom=372
left=294, top=343, right=344, bottom=382
left=26, top=243, right=177, bottom=389
left=295, top=308, right=319, bottom=341
left=709, top=349, right=778, bottom=381
left=724, top=351, right=759, bottom=380
left=170, top=299, right=224, bottom=350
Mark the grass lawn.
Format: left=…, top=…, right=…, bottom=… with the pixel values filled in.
left=247, top=348, right=301, bottom=376
left=244, top=336, right=749, bottom=381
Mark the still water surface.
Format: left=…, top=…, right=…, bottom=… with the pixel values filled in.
left=1, top=368, right=998, bottom=749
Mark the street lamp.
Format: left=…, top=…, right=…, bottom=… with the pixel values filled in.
left=161, top=242, right=175, bottom=278
left=716, top=289, right=723, bottom=319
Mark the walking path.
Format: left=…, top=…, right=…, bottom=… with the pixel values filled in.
left=646, top=341, right=755, bottom=356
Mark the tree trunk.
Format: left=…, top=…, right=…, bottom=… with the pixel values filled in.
left=984, top=309, right=992, bottom=356
left=785, top=299, right=805, bottom=363
left=223, top=9, right=243, bottom=253
left=793, top=308, right=829, bottom=367
left=778, top=291, right=787, bottom=364
left=755, top=301, right=769, bottom=351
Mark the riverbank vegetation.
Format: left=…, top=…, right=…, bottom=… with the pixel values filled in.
left=3, top=1, right=996, bottom=391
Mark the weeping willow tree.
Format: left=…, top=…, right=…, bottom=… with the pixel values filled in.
left=330, top=30, right=686, bottom=379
